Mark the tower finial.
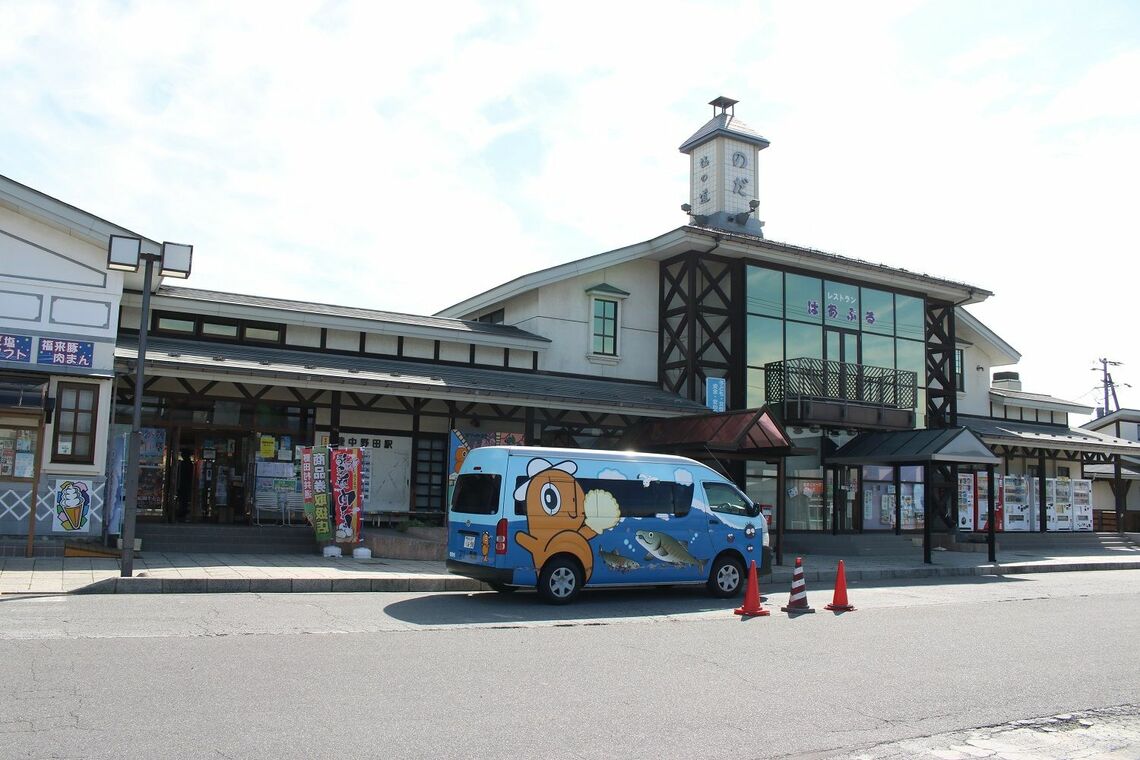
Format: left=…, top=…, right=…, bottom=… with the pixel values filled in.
left=709, top=96, right=738, bottom=117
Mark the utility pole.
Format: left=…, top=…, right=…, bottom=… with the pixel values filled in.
left=1093, top=358, right=1124, bottom=416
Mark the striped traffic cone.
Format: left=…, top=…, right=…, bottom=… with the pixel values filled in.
left=780, top=557, right=815, bottom=614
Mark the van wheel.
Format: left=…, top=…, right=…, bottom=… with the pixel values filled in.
left=707, top=555, right=744, bottom=598
left=488, top=582, right=517, bottom=594
left=538, top=557, right=583, bottom=605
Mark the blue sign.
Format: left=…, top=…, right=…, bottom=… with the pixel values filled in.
left=0, top=334, right=33, bottom=363
left=37, top=338, right=94, bottom=368
left=705, top=377, right=726, bottom=413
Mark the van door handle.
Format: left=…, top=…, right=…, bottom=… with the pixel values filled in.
left=709, top=518, right=721, bottom=526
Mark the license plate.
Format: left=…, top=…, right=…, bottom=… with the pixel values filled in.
left=463, top=534, right=476, bottom=549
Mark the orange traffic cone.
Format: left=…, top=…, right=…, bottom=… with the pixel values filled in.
left=734, top=560, right=770, bottom=617
left=824, top=559, right=855, bottom=612
left=781, top=557, right=815, bottom=614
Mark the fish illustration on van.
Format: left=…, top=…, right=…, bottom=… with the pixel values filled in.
left=636, top=529, right=705, bottom=572
left=600, top=548, right=641, bottom=573
left=513, top=458, right=620, bottom=583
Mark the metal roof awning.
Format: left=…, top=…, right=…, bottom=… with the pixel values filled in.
left=621, top=407, right=803, bottom=459
left=961, top=415, right=1140, bottom=456
left=0, top=376, right=49, bottom=411
left=115, top=337, right=709, bottom=418
left=829, top=427, right=999, bottom=466
left=1084, top=458, right=1140, bottom=480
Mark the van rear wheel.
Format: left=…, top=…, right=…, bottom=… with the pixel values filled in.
left=538, top=556, right=583, bottom=605
left=707, top=555, right=744, bottom=598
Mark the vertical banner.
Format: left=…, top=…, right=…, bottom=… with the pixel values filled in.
left=310, top=447, right=333, bottom=543
left=330, top=447, right=363, bottom=543
left=300, top=447, right=315, bottom=524
left=52, top=479, right=93, bottom=533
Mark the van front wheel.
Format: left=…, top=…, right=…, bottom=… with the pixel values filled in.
left=538, top=557, right=583, bottom=605
left=707, top=555, right=744, bottom=598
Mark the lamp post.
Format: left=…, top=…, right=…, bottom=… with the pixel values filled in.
left=107, top=235, right=193, bottom=577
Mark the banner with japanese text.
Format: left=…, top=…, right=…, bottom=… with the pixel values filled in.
left=299, top=447, right=315, bottom=525
left=330, top=447, right=362, bottom=543
left=310, top=447, right=333, bottom=542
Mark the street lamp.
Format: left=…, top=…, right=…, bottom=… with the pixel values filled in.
left=107, top=234, right=193, bottom=577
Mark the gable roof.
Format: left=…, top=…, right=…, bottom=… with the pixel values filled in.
left=436, top=226, right=992, bottom=319
left=829, top=427, right=999, bottom=465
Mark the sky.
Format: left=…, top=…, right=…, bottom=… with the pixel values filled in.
left=2, top=1, right=1138, bottom=419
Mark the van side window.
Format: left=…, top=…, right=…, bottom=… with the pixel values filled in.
left=704, top=482, right=760, bottom=518
left=451, top=474, right=502, bottom=515
left=548, top=479, right=694, bottom=518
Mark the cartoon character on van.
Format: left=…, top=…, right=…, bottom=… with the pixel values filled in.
left=513, top=457, right=619, bottom=582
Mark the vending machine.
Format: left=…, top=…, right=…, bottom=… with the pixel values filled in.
left=1003, top=474, right=1030, bottom=531
left=974, top=472, right=1004, bottom=532
left=957, top=473, right=975, bottom=531
left=1072, top=479, right=1093, bottom=531
left=1054, top=477, right=1073, bottom=531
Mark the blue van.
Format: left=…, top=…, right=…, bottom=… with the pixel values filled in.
left=446, top=446, right=770, bottom=604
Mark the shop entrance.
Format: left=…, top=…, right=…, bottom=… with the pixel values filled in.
left=825, top=465, right=860, bottom=532
left=171, top=430, right=250, bottom=524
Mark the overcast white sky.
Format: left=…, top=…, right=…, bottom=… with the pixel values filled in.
left=3, top=1, right=1138, bottom=418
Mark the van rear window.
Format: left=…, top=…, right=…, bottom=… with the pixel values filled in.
left=451, top=474, right=502, bottom=515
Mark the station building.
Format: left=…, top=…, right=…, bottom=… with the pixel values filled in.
left=3, top=96, right=1137, bottom=559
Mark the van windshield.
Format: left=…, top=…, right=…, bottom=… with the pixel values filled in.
left=451, top=474, right=502, bottom=515
left=704, top=481, right=761, bottom=518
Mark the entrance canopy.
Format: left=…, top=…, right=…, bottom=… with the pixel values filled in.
left=829, top=427, right=999, bottom=466
left=621, top=406, right=800, bottom=459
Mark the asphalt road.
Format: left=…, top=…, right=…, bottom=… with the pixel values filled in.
left=2, top=570, right=1139, bottom=759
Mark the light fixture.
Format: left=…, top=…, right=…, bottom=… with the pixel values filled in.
left=734, top=199, right=760, bottom=225
left=976, top=365, right=985, bottom=372
left=108, top=233, right=193, bottom=578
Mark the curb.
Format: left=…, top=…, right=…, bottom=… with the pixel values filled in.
left=4, top=560, right=1138, bottom=596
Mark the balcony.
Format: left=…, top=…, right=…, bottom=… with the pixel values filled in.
left=764, top=357, right=918, bottom=431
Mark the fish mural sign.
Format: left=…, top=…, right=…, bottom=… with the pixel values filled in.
left=447, top=446, right=769, bottom=604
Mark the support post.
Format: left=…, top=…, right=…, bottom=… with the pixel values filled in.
left=120, top=256, right=155, bottom=577
left=986, top=462, right=996, bottom=563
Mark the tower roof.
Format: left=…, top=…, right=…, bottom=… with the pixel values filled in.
left=678, top=96, right=770, bottom=153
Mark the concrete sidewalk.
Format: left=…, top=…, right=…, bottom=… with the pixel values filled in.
left=3, top=539, right=1140, bottom=595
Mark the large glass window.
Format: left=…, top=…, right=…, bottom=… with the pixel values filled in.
left=785, top=322, right=822, bottom=360
left=785, top=274, right=822, bottom=323
left=53, top=382, right=99, bottom=464
left=895, top=295, right=924, bottom=341
left=746, top=266, right=782, bottom=317
left=860, top=288, right=895, bottom=336
left=824, top=280, right=860, bottom=327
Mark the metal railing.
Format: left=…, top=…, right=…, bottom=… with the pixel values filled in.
left=764, top=357, right=918, bottom=409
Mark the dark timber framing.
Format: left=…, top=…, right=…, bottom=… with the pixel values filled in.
left=925, top=298, right=957, bottom=429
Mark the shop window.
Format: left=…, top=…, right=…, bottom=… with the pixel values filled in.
left=0, top=426, right=38, bottom=479
left=52, top=382, right=99, bottom=464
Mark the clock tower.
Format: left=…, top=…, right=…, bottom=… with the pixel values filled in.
left=679, top=96, right=770, bottom=237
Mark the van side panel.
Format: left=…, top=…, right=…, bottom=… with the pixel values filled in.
left=446, top=447, right=768, bottom=590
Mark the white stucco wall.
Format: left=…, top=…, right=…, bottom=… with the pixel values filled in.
left=495, top=258, right=659, bottom=381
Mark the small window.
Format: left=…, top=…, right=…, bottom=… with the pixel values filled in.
left=243, top=323, right=282, bottom=343
left=52, top=382, right=99, bottom=464
left=451, top=474, right=502, bottom=515
left=155, top=314, right=196, bottom=334
left=955, top=348, right=965, bottom=392
left=704, top=481, right=760, bottom=518
left=1057, top=466, right=1071, bottom=477
left=592, top=298, right=618, bottom=356
left=201, top=321, right=239, bottom=338
left=477, top=309, right=504, bottom=325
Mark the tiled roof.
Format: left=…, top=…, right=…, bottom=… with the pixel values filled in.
left=961, top=415, right=1140, bottom=454
left=678, top=113, right=770, bottom=153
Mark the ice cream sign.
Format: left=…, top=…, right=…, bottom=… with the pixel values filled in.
left=52, top=479, right=93, bottom=533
